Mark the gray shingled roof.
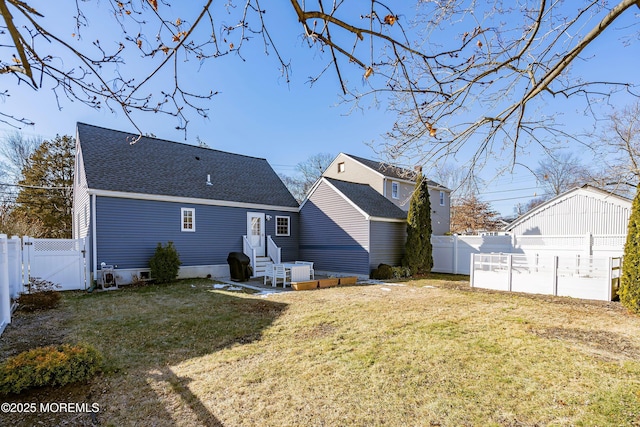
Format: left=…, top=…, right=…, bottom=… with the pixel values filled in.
left=325, top=178, right=407, bottom=220
left=77, top=123, right=298, bottom=208
left=345, top=153, right=448, bottom=189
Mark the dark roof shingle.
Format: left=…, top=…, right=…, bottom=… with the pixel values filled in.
left=325, top=178, right=407, bottom=220
left=77, top=123, right=298, bottom=208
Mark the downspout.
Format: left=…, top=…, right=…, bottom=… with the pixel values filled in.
left=91, top=193, right=97, bottom=282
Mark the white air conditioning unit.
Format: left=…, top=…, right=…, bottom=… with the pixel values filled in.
left=100, top=265, right=117, bottom=290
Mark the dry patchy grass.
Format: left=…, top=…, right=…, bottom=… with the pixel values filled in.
left=1, top=278, right=640, bottom=426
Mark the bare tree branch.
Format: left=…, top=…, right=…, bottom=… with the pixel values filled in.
left=0, top=0, right=636, bottom=166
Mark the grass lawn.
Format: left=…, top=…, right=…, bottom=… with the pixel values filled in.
left=1, top=277, right=640, bottom=426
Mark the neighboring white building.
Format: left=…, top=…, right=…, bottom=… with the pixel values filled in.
left=505, top=185, right=632, bottom=236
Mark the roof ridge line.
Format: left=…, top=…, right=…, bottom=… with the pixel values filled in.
left=76, top=122, right=268, bottom=161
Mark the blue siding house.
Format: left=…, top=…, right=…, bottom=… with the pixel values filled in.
left=72, top=123, right=299, bottom=284
left=299, top=178, right=407, bottom=276
left=323, top=153, right=451, bottom=235
left=299, top=153, right=451, bottom=277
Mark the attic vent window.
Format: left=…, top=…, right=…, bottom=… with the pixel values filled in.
left=338, top=162, right=345, bottom=173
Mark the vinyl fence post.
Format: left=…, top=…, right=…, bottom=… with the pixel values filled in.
left=0, top=234, right=11, bottom=327
left=83, top=237, right=90, bottom=290
left=8, top=236, right=21, bottom=299
left=586, top=232, right=593, bottom=256
left=507, top=254, right=513, bottom=292
left=607, top=257, right=612, bottom=301
left=453, top=234, right=459, bottom=274
left=553, top=256, right=559, bottom=296
left=22, top=236, right=33, bottom=293
left=469, top=253, right=475, bottom=288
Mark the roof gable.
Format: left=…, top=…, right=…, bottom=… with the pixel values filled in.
left=76, top=123, right=298, bottom=208
left=345, top=153, right=415, bottom=181
left=342, top=153, right=448, bottom=189
left=322, top=178, right=407, bottom=220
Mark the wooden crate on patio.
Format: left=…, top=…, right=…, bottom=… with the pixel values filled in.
left=318, top=278, right=339, bottom=288
left=292, top=281, right=318, bottom=291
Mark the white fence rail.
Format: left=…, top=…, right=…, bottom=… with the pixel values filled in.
left=470, top=253, right=621, bottom=301
left=267, top=235, right=281, bottom=264
left=432, top=234, right=626, bottom=275
left=0, top=235, right=88, bottom=335
left=242, top=235, right=257, bottom=277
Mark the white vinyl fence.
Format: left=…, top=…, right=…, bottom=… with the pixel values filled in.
left=431, top=234, right=626, bottom=275
left=432, top=235, right=512, bottom=274
left=0, top=235, right=88, bottom=335
left=470, top=253, right=621, bottom=301
left=23, top=237, right=88, bottom=291
left=1, top=235, right=23, bottom=335
left=1, top=235, right=12, bottom=334
left=514, top=234, right=626, bottom=258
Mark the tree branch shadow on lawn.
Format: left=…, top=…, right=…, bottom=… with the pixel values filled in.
left=147, top=367, right=225, bottom=427
left=0, top=282, right=289, bottom=426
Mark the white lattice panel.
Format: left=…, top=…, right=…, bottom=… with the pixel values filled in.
left=33, top=239, right=80, bottom=252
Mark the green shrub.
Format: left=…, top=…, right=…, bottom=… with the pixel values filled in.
left=149, top=241, right=182, bottom=284
left=0, top=344, right=102, bottom=395
left=371, top=263, right=394, bottom=280
left=391, top=266, right=412, bottom=279
left=17, top=277, right=61, bottom=311
left=621, top=185, right=640, bottom=313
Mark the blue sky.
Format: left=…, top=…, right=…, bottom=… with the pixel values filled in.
left=1, top=2, right=638, bottom=215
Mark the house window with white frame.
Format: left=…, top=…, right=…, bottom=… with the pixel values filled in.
left=391, top=181, right=399, bottom=199
left=275, top=216, right=290, bottom=236
left=181, top=208, right=195, bottom=232
left=439, top=191, right=445, bottom=206
left=337, top=162, right=345, bottom=173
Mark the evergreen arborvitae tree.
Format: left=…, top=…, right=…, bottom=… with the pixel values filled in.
left=12, top=135, right=75, bottom=238
left=403, top=172, right=433, bottom=275
left=620, top=184, right=640, bottom=313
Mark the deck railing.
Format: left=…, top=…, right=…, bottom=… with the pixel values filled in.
left=267, top=236, right=281, bottom=264
left=242, top=235, right=257, bottom=275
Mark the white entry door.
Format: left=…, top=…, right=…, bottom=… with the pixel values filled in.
left=247, top=212, right=265, bottom=256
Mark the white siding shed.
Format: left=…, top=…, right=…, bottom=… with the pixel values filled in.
left=506, top=185, right=632, bottom=236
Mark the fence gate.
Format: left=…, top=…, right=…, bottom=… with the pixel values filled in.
left=23, top=237, right=88, bottom=291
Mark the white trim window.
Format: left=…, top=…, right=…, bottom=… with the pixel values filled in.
left=439, top=191, right=445, bottom=206
left=337, top=162, right=345, bottom=173
left=275, top=215, right=290, bottom=236
left=391, top=181, right=399, bottom=199
left=181, top=208, right=195, bottom=232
